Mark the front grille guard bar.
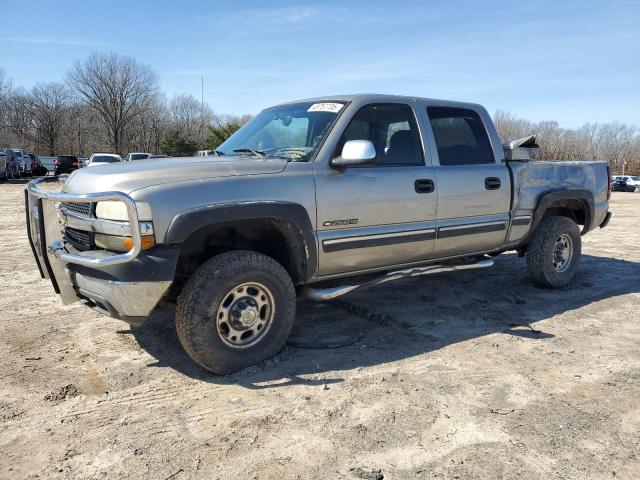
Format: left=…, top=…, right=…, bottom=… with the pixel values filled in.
left=27, top=176, right=142, bottom=267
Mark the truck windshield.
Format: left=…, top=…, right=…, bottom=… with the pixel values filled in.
left=216, top=101, right=345, bottom=161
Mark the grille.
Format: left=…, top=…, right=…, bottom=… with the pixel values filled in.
left=61, top=201, right=93, bottom=217
left=65, top=227, right=93, bottom=251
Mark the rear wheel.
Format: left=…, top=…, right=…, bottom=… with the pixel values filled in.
left=526, top=216, right=581, bottom=288
left=176, top=250, right=296, bottom=374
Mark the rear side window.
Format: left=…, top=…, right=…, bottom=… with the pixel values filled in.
left=427, top=107, right=494, bottom=166
left=339, top=103, right=424, bottom=166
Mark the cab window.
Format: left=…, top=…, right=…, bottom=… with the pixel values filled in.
left=427, top=107, right=494, bottom=166
left=339, top=103, right=424, bottom=166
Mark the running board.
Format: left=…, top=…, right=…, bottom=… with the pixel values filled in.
left=301, top=258, right=494, bottom=301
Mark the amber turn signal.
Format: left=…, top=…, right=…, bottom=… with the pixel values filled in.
left=95, top=234, right=156, bottom=252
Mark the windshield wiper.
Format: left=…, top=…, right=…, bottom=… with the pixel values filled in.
left=214, top=149, right=225, bottom=156
left=233, top=148, right=266, bottom=158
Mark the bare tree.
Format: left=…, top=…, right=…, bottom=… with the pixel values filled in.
left=601, top=123, right=637, bottom=172
left=126, top=94, right=169, bottom=154
left=493, top=111, right=640, bottom=174
left=493, top=110, right=532, bottom=143
left=66, top=52, right=159, bottom=154
left=0, top=68, right=12, bottom=106
left=218, top=113, right=253, bottom=126
left=0, top=68, right=14, bottom=142
left=169, top=93, right=214, bottom=145
left=25, top=82, right=70, bottom=155
left=4, top=87, right=33, bottom=148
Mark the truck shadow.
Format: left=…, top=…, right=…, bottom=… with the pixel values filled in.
left=131, top=253, right=640, bottom=388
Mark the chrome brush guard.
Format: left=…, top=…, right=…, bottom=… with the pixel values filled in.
left=25, top=176, right=144, bottom=304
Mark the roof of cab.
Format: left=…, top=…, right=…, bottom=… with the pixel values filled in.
left=274, top=93, right=484, bottom=111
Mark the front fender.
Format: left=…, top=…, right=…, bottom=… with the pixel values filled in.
left=164, top=201, right=317, bottom=281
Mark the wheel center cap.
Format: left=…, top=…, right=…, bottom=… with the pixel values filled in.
left=239, top=308, right=258, bottom=327
left=555, top=245, right=568, bottom=262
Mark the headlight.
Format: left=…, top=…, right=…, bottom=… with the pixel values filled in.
left=95, top=201, right=152, bottom=221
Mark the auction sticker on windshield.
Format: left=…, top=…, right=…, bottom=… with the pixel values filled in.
left=307, top=103, right=344, bottom=113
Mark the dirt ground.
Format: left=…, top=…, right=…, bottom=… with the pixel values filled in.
left=1, top=182, right=639, bottom=480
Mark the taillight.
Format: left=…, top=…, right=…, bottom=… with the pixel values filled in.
left=606, top=163, right=612, bottom=200
left=54, top=159, right=61, bottom=166
left=72, top=161, right=78, bottom=167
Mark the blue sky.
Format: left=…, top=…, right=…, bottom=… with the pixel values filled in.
left=0, top=0, right=638, bottom=127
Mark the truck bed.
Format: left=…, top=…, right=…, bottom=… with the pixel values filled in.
left=508, top=160, right=610, bottom=229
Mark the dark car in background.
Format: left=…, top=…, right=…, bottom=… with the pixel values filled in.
left=54, top=155, right=79, bottom=175
left=30, top=154, right=48, bottom=176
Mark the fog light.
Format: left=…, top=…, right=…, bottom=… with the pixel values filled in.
left=95, top=233, right=155, bottom=252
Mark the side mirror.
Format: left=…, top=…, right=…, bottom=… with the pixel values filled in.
left=331, top=140, right=376, bottom=168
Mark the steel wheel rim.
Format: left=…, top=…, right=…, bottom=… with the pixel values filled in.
left=216, top=282, right=275, bottom=349
left=553, top=233, right=573, bottom=272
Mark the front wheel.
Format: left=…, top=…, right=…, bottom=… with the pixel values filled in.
left=526, top=216, right=581, bottom=288
left=176, top=250, right=296, bottom=374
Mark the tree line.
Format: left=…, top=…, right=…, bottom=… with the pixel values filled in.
left=493, top=111, right=640, bottom=175
left=0, top=52, right=251, bottom=158
left=1, top=52, right=639, bottom=174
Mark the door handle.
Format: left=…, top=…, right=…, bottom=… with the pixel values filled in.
left=414, top=179, right=434, bottom=194
left=485, top=177, right=501, bottom=190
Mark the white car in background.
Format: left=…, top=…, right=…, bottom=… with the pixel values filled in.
left=196, top=150, right=215, bottom=157
left=12, top=149, right=32, bottom=176
left=126, top=152, right=152, bottom=161
left=86, top=153, right=123, bottom=167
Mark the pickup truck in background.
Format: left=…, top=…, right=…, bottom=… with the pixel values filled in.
left=612, top=175, right=640, bottom=192
left=26, top=94, right=612, bottom=374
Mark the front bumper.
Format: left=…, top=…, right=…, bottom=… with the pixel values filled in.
left=72, top=273, right=172, bottom=326
left=25, top=177, right=178, bottom=324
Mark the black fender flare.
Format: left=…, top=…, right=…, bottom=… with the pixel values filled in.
left=530, top=188, right=595, bottom=237
left=164, top=202, right=317, bottom=282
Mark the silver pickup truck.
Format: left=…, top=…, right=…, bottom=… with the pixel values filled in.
left=26, top=94, right=612, bottom=374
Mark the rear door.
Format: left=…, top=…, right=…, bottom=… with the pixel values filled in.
left=425, top=106, right=510, bottom=258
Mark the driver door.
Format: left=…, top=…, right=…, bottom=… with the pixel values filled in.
left=314, top=103, right=437, bottom=277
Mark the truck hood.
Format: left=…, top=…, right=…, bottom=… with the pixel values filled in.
left=63, top=156, right=288, bottom=194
